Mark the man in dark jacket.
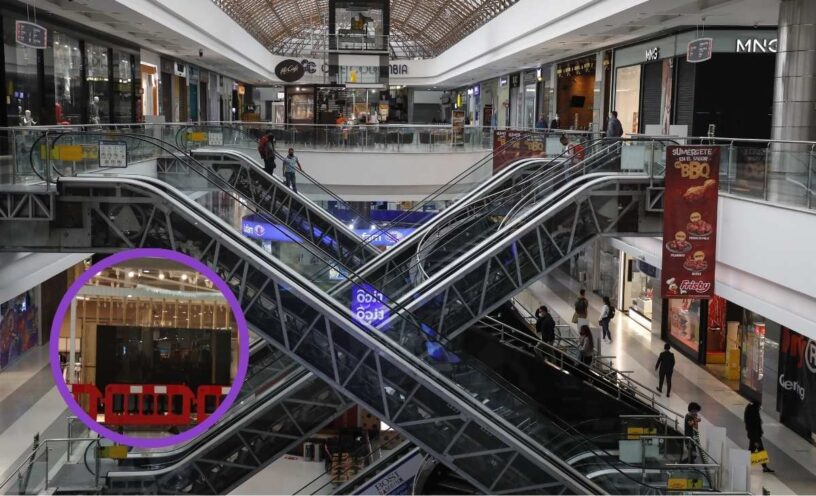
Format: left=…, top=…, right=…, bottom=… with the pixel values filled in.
left=535, top=306, right=556, bottom=345
left=655, top=343, right=675, bottom=397
left=744, top=401, right=774, bottom=473
left=606, top=110, right=624, bottom=138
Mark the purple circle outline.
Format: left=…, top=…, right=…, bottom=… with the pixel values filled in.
left=50, top=248, right=250, bottom=448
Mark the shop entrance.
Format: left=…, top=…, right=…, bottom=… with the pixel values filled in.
left=555, top=56, right=596, bottom=130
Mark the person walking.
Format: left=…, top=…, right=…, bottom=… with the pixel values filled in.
left=655, top=343, right=676, bottom=397
left=282, top=147, right=303, bottom=193
left=599, top=296, right=614, bottom=343
left=535, top=305, right=556, bottom=345
left=578, top=325, right=594, bottom=368
left=258, top=130, right=276, bottom=175
left=606, top=110, right=624, bottom=138
left=573, top=288, right=589, bottom=327
left=744, top=401, right=774, bottom=473
left=683, top=402, right=702, bottom=463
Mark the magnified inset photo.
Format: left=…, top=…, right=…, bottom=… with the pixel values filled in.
left=51, top=249, right=249, bottom=448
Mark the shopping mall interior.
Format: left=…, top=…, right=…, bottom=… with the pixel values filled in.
left=0, top=0, right=815, bottom=494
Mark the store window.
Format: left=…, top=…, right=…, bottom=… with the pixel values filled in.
left=86, top=43, right=110, bottom=124
left=52, top=32, right=82, bottom=124
left=614, top=65, right=641, bottom=136
left=630, top=260, right=657, bottom=320
left=3, top=16, right=42, bottom=126
left=668, top=298, right=701, bottom=353
left=778, top=327, right=816, bottom=442
left=112, top=50, right=134, bottom=123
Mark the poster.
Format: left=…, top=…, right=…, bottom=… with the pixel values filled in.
left=451, top=109, right=465, bottom=146
left=492, top=130, right=545, bottom=173
left=98, top=140, right=128, bottom=168
left=351, top=284, right=389, bottom=327
left=662, top=146, right=720, bottom=298
left=777, top=328, right=816, bottom=439
left=0, top=290, right=39, bottom=370
left=733, top=146, right=766, bottom=198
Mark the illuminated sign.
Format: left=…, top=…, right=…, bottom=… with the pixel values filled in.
left=351, top=284, right=389, bottom=327
left=736, top=38, right=778, bottom=53
left=241, top=216, right=414, bottom=247
left=645, top=47, right=660, bottom=62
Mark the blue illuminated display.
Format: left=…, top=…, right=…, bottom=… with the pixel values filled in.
left=241, top=216, right=414, bottom=247
left=351, top=284, right=389, bottom=327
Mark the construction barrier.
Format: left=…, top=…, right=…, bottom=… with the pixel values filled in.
left=67, top=383, right=225, bottom=427
left=196, top=385, right=231, bottom=423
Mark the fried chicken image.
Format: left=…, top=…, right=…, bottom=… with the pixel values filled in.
left=683, top=179, right=717, bottom=204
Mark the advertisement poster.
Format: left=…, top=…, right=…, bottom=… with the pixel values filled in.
left=492, top=130, right=545, bottom=173
left=0, top=290, right=39, bottom=370
left=451, top=109, right=465, bottom=146
left=662, top=146, right=720, bottom=298
left=734, top=146, right=766, bottom=198
left=351, top=284, right=389, bottom=327
left=777, top=327, right=816, bottom=439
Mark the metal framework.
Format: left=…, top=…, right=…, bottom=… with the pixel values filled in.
left=4, top=176, right=590, bottom=495
left=0, top=190, right=55, bottom=220
left=211, top=0, right=519, bottom=58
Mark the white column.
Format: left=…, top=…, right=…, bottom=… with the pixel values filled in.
left=68, top=297, right=77, bottom=384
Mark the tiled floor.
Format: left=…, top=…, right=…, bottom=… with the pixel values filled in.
left=0, top=345, right=70, bottom=482
left=521, top=270, right=816, bottom=495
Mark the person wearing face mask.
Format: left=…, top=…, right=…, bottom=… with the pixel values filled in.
left=282, top=148, right=303, bottom=193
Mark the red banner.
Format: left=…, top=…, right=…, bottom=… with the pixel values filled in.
left=492, top=130, right=545, bottom=173
left=662, top=146, right=720, bottom=299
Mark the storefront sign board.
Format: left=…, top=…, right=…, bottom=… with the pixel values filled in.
left=492, top=130, right=545, bottom=173
left=662, top=145, right=720, bottom=298
left=275, top=59, right=305, bottom=82
left=15, top=21, right=47, bottom=49
left=777, top=328, right=816, bottom=439
left=687, top=38, right=713, bottom=63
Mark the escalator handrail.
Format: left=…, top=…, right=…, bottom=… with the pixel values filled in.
left=105, top=368, right=313, bottom=480
left=65, top=174, right=604, bottom=494
left=399, top=172, right=647, bottom=313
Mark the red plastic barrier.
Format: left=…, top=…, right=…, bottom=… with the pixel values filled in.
left=67, top=383, right=102, bottom=419
left=196, top=385, right=231, bottom=423
left=104, top=384, right=195, bottom=426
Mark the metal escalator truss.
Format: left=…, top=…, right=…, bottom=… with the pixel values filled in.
left=28, top=177, right=597, bottom=495
left=400, top=174, right=656, bottom=340
left=107, top=373, right=349, bottom=495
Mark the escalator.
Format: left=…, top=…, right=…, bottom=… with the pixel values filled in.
left=13, top=133, right=696, bottom=493
left=0, top=176, right=603, bottom=494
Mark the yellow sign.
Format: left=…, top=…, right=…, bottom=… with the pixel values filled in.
left=751, top=449, right=769, bottom=465
left=667, top=478, right=703, bottom=490
left=188, top=132, right=208, bottom=142
left=626, top=427, right=657, bottom=439
left=55, top=145, right=83, bottom=161
left=98, top=445, right=129, bottom=459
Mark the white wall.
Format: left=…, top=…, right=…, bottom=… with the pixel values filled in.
left=293, top=150, right=491, bottom=201
left=615, top=195, right=816, bottom=341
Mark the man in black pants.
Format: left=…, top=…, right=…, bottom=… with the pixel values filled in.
left=655, top=343, right=675, bottom=397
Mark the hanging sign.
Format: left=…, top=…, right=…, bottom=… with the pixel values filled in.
left=687, top=38, right=714, bottom=63
left=275, top=59, right=305, bottom=83
left=662, top=146, right=720, bottom=298
left=15, top=21, right=47, bottom=49
left=98, top=141, right=128, bottom=168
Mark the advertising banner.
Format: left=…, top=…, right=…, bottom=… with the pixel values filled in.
left=492, top=130, right=545, bottom=173
left=733, top=146, right=766, bottom=198
left=351, top=284, right=389, bottom=327
left=777, top=328, right=816, bottom=439
left=662, top=146, right=720, bottom=298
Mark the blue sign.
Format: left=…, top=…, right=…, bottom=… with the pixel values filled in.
left=351, top=284, right=389, bottom=327
left=241, top=215, right=414, bottom=248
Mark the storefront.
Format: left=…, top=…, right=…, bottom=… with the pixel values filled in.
left=611, top=28, right=777, bottom=138
left=554, top=56, right=596, bottom=130
left=2, top=6, right=140, bottom=128
left=778, top=327, right=816, bottom=443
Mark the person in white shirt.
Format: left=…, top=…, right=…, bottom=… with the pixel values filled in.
left=599, top=296, right=614, bottom=342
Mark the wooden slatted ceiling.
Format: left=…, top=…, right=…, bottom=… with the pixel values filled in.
left=212, top=0, right=518, bottom=58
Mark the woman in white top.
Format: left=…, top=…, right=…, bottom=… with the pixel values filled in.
left=599, top=296, right=613, bottom=342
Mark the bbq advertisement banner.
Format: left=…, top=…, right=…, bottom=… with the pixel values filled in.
left=777, top=328, right=816, bottom=439
left=662, top=146, right=720, bottom=298
left=492, top=130, right=545, bottom=173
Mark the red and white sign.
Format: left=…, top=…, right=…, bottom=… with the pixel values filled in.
left=662, top=145, right=720, bottom=299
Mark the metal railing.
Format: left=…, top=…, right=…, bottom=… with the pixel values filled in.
left=479, top=317, right=686, bottom=430
left=635, top=134, right=816, bottom=211
left=0, top=436, right=103, bottom=495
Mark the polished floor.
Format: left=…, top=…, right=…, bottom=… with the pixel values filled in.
left=520, top=269, right=816, bottom=495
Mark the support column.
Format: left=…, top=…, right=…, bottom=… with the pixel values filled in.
left=69, top=297, right=76, bottom=384
left=769, top=0, right=816, bottom=204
